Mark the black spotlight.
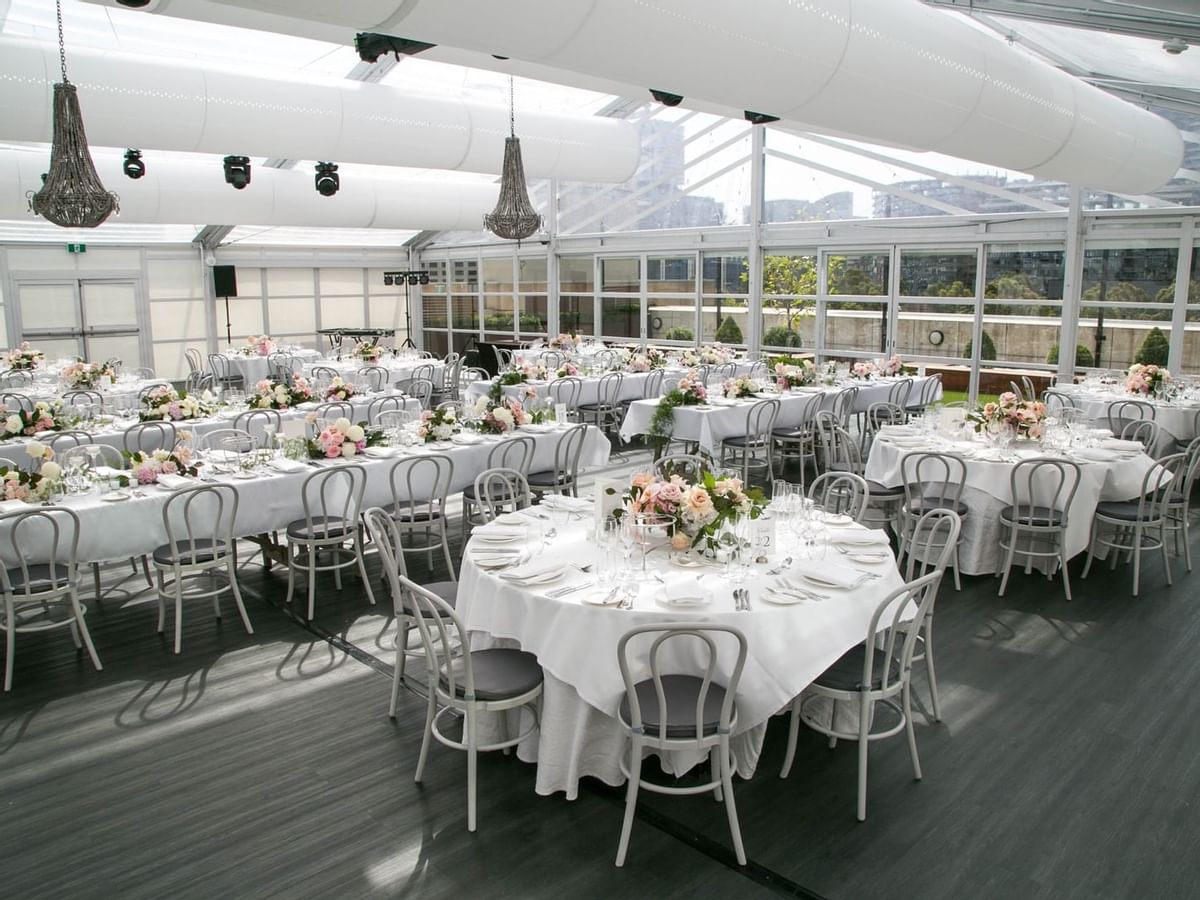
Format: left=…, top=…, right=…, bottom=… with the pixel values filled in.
left=407, top=274, right=420, bottom=286
left=223, top=155, right=251, bottom=190
left=744, top=110, right=780, bottom=125
left=122, top=149, right=145, bottom=179
left=383, top=274, right=394, bottom=286
left=314, top=161, right=339, bottom=197
left=419, top=273, right=430, bottom=285
left=116, top=0, right=153, bottom=6
left=650, top=89, right=684, bottom=107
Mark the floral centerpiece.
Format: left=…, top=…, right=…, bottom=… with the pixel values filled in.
left=123, top=443, right=201, bottom=485
left=488, top=366, right=543, bottom=402
left=626, top=353, right=653, bottom=373
left=417, top=406, right=459, bottom=443
left=774, top=360, right=814, bottom=389
left=850, top=361, right=878, bottom=380
left=1, top=400, right=69, bottom=440
left=1125, top=363, right=1170, bottom=396
left=62, top=359, right=116, bottom=388
left=140, top=386, right=217, bottom=422
left=307, top=417, right=384, bottom=459
left=1, top=444, right=62, bottom=501
left=722, top=376, right=762, bottom=399
left=6, top=342, right=44, bottom=371
left=248, top=374, right=314, bottom=410
left=648, top=370, right=708, bottom=448
left=241, top=335, right=276, bottom=357
left=549, top=333, right=582, bottom=351
left=555, top=362, right=579, bottom=378
left=472, top=396, right=527, bottom=434
left=969, top=391, right=1047, bottom=440
left=324, top=377, right=358, bottom=402
left=610, top=469, right=766, bottom=553
left=880, top=354, right=904, bottom=376
left=352, top=340, right=382, bottom=362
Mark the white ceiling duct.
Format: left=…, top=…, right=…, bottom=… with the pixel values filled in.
left=0, top=148, right=498, bottom=229
left=0, top=35, right=640, bottom=183
left=81, top=0, right=1184, bottom=193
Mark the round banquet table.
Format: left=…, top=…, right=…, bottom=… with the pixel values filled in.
left=864, top=425, right=1162, bottom=576
left=457, top=516, right=906, bottom=799
left=1052, top=383, right=1200, bottom=452
left=223, top=348, right=322, bottom=385
left=303, top=358, right=445, bottom=386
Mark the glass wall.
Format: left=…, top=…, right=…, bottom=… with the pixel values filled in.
left=702, top=253, right=748, bottom=344
left=1185, top=244, right=1200, bottom=374
left=559, top=256, right=594, bottom=336
left=599, top=257, right=641, bottom=341
left=1079, top=243, right=1177, bottom=371
left=895, top=249, right=977, bottom=363
left=647, top=255, right=696, bottom=344
left=760, top=252, right=817, bottom=351
left=823, top=252, right=889, bottom=359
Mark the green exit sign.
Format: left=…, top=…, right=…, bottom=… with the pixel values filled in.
left=66, top=243, right=86, bottom=253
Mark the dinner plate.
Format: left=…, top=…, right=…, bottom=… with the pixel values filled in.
left=473, top=530, right=526, bottom=544
left=762, top=588, right=805, bottom=606
left=504, top=569, right=563, bottom=586
left=821, top=512, right=853, bottom=526
left=581, top=589, right=623, bottom=606
left=451, top=433, right=484, bottom=445
left=101, top=491, right=131, bottom=502
left=837, top=549, right=890, bottom=564
left=670, top=553, right=709, bottom=568
left=519, top=424, right=557, bottom=434
left=232, top=470, right=258, bottom=480
left=797, top=571, right=857, bottom=590
left=656, top=594, right=710, bottom=608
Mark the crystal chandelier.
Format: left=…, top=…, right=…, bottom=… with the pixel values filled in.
left=483, top=77, right=542, bottom=242
left=28, top=1, right=119, bottom=229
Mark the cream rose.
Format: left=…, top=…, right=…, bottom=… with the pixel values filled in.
left=340, top=441, right=357, bottom=458
left=345, top=424, right=365, bottom=443
left=334, top=417, right=352, bottom=432
left=40, top=461, right=62, bottom=479
left=5, top=415, right=21, bottom=433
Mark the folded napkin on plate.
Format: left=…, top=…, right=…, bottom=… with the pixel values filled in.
left=832, top=528, right=890, bottom=546
left=156, top=474, right=193, bottom=490
left=94, top=465, right=124, bottom=479
left=498, top=560, right=559, bottom=583
left=472, top=523, right=528, bottom=538
left=1100, top=438, right=1144, bottom=451
left=785, top=563, right=867, bottom=589
left=362, top=446, right=400, bottom=459
left=1076, top=448, right=1117, bottom=462
left=540, top=494, right=592, bottom=513
left=877, top=424, right=914, bottom=434
left=472, top=551, right=524, bottom=568
left=269, top=458, right=308, bottom=473
left=659, top=582, right=708, bottom=606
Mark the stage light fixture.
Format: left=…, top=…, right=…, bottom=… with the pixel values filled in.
left=315, top=161, right=339, bottom=197
left=419, top=273, right=430, bottom=285
left=650, top=89, right=684, bottom=107
left=223, top=155, right=251, bottom=190
left=383, top=274, right=394, bottom=286
left=407, top=274, right=420, bottom=286
left=122, top=149, right=145, bottom=179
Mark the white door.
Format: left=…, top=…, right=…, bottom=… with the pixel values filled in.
left=14, top=279, right=143, bottom=367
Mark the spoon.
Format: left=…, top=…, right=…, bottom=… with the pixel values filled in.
left=766, top=557, right=793, bottom=576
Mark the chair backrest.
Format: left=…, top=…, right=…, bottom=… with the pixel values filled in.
left=63, top=389, right=104, bottom=410
left=1021, top=375, right=1037, bottom=403
left=819, top=422, right=864, bottom=475
left=300, top=465, right=367, bottom=537
left=1042, top=389, right=1077, bottom=413
left=310, top=365, right=339, bottom=383
left=595, top=349, right=618, bottom=370
left=313, top=401, right=354, bottom=423
left=123, top=421, right=177, bottom=455
left=387, top=454, right=454, bottom=524
left=0, top=451, right=31, bottom=472
left=0, top=370, right=32, bottom=388
left=409, top=363, right=436, bottom=384
left=0, top=392, right=32, bottom=413
left=473, top=467, right=531, bottom=520
left=485, top=434, right=536, bottom=473
left=128, top=367, right=156, bottom=380
left=194, top=427, right=252, bottom=454
left=747, top=360, right=768, bottom=381
left=396, top=570, right=474, bottom=704
left=862, top=571, right=945, bottom=696
left=830, top=386, right=859, bottom=426
left=462, top=367, right=490, bottom=391
left=538, top=350, right=564, bottom=369
left=548, top=424, right=588, bottom=487
left=208, top=354, right=233, bottom=378
left=44, top=430, right=92, bottom=455
left=267, top=352, right=296, bottom=380
left=695, top=364, right=712, bottom=385
left=0, top=507, right=80, bottom=599
left=363, top=507, right=414, bottom=616
left=863, top=401, right=904, bottom=446
left=548, top=377, right=582, bottom=409
left=901, top=451, right=967, bottom=513
left=397, top=378, right=435, bottom=409
left=137, top=382, right=173, bottom=404
left=367, top=395, right=408, bottom=424
left=186, top=371, right=215, bottom=395
left=1178, top=436, right=1200, bottom=506
left=617, top=623, right=748, bottom=744
left=233, top=409, right=282, bottom=447
left=1009, top=380, right=1026, bottom=401
left=902, top=508, right=963, bottom=580
left=715, top=362, right=737, bottom=380
left=743, top=398, right=780, bottom=445
left=377, top=408, right=416, bottom=431
left=357, top=365, right=388, bottom=392
left=160, top=484, right=238, bottom=566
left=909, top=372, right=942, bottom=410
left=1006, top=458, right=1082, bottom=532
left=1107, top=399, right=1154, bottom=435
left=594, top=372, right=623, bottom=406
left=60, top=443, right=123, bottom=470
left=641, top=367, right=665, bottom=399
left=185, top=347, right=204, bottom=375
left=654, top=453, right=709, bottom=482
left=1121, top=418, right=1159, bottom=453
left=808, top=471, right=869, bottom=521
left=886, top=378, right=913, bottom=409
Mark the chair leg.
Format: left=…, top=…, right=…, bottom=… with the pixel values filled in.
left=92, top=563, right=102, bottom=603
left=1132, top=525, right=1143, bottom=596
left=466, top=704, right=478, bottom=833
left=142, top=555, right=153, bottom=587
left=780, top=696, right=802, bottom=778
left=1060, top=543, right=1073, bottom=601
left=709, top=748, right=723, bottom=802
left=1081, top=521, right=1098, bottom=579
left=173, top=575, right=184, bottom=655
left=4, top=608, right=13, bottom=692
left=306, top=550, right=317, bottom=621
left=356, top=536, right=376, bottom=605
left=902, top=682, right=922, bottom=781
left=924, top=616, right=942, bottom=723
left=70, top=592, right=102, bottom=672
left=1184, top=517, right=1193, bottom=573
left=828, top=699, right=839, bottom=748
left=156, top=570, right=166, bottom=634
left=389, top=624, right=406, bottom=719
left=720, top=738, right=746, bottom=866
left=284, top=544, right=296, bottom=606
left=1160, top=523, right=1173, bottom=587
left=227, top=560, right=253, bottom=635
left=856, top=697, right=871, bottom=822
left=414, top=690, right=436, bottom=783
left=997, top=529, right=1017, bottom=597
left=615, top=737, right=643, bottom=867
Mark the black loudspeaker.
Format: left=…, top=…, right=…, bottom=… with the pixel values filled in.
left=213, top=265, right=238, bottom=298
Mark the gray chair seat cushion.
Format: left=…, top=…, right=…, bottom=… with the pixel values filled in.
left=866, top=480, right=904, bottom=497
left=999, top=504, right=1065, bottom=526
left=722, top=435, right=769, bottom=448
left=439, top=647, right=543, bottom=701
left=772, top=427, right=809, bottom=440
left=390, top=507, right=443, bottom=524
left=1095, top=500, right=1158, bottom=522
left=397, top=579, right=457, bottom=616
left=618, top=674, right=729, bottom=739
left=152, top=538, right=229, bottom=566
left=286, top=516, right=354, bottom=540
left=906, top=497, right=969, bottom=517
left=814, top=644, right=901, bottom=692
left=527, top=469, right=570, bottom=487
left=5, top=564, right=72, bottom=593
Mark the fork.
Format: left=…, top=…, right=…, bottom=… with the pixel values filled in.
left=547, top=580, right=594, bottom=598
left=618, top=587, right=636, bottom=610
left=737, top=588, right=752, bottom=611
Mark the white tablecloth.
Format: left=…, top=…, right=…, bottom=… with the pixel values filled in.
left=304, top=358, right=445, bottom=387
left=1053, top=384, right=1200, bottom=448
left=458, top=520, right=905, bottom=798
left=19, top=424, right=609, bottom=563
left=864, top=431, right=1160, bottom=575
left=466, top=370, right=666, bottom=408
left=224, top=349, right=322, bottom=385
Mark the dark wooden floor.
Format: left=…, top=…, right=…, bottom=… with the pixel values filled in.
left=4, top=452, right=1200, bottom=899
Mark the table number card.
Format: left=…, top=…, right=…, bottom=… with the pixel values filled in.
left=593, top=476, right=626, bottom=532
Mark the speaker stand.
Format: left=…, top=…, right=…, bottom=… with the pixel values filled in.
left=223, top=295, right=232, bottom=346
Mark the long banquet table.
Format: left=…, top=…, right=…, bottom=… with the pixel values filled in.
left=1051, top=382, right=1200, bottom=452
left=458, top=515, right=905, bottom=798
left=224, top=348, right=322, bottom=385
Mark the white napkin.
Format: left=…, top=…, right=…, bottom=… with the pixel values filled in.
left=541, top=494, right=592, bottom=513
left=94, top=465, right=124, bottom=479
left=660, top=582, right=708, bottom=606
left=498, top=560, right=559, bottom=583
left=451, top=433, right=484, bottom=444
left=1100, top=438, right=1144, bottom=451
left=156, top=474, right=193, bottom=490
left=786, top=563, right=867, bottom=589
left=269, top=458, right=308, bottom=473
left=473, top=523, right=528, bottom=538
left=362, top=446, right=400, bottom=459
left=832, top=528, right=890, bottom=546
left=0, top=499, right=27, bottom=512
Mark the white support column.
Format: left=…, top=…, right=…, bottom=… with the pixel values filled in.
left=747, top=125, right=766, bottom=356
left=1168, top=217, right=1195, bottom=373
left=1057, top=185, right=1085, bottom=383
left=547, top=178, right=560, bottom=337
left=409, top=246, right=423, bottom=351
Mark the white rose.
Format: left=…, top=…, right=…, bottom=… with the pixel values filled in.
left=5, top=415, right=21, bottom=433
left=25, top=443, right=47, bottom=459
left=493, top=408, right=514, bottom=428
left=40, top=461, right=62, bottom=479
left=340, top=441, right=357, bottom=458
left=474, top=396, right=489, bottom=414
left=345, top=424, right=365, bottom=442
left=334, top=417, right=352, bottom=432
left=433, top=424, right=453, bottom=440
left=258, top=397, right=271, bottom=409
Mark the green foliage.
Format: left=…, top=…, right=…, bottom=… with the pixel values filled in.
left=1155, top=280, right=1200, bottom=303
left=984, top=273, right=1042, bottom=300
left=926, top=280, right=974, bottom=298
left=827, top=258, right=885, bottom=296
left=662, top=326, right=694, bottom=341
left=1082, top=281, right=1150, bottom=305
left=757, top=254, right=818, bottom=296
left=762, top=325, right=801, bottom=348
left=714, top=315, right=743, bottom=344
left=963, top=331, right=997, bottom=361
left=1045, top=344, right=1094, bottom=368
left=1135, top=326, right=1170, bottom=366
